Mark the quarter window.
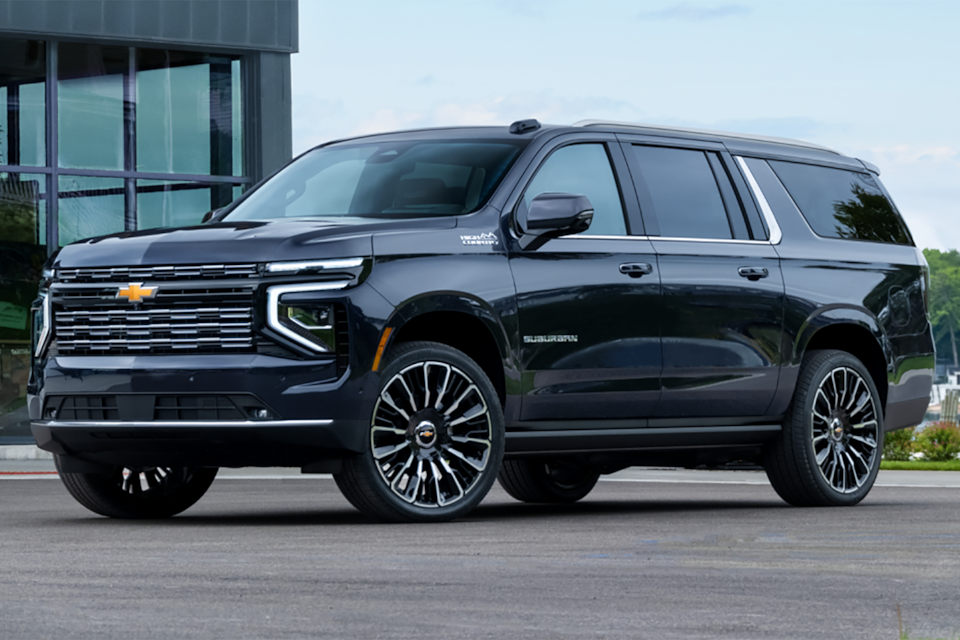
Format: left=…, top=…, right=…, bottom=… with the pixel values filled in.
left=630, top=145, right=733, bottom=240
left=522, top=143, right=627, bottom=236
left=768, top=160, right=912, bottom=245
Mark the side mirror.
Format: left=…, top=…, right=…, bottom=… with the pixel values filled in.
left=519, top=193, right=594, bottom=250
left=201, top=208, right=222, bottom=224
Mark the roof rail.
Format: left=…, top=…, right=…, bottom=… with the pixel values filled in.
left=571, top=120, right=839, bottom=155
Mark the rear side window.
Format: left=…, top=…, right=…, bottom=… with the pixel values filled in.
left=629, top=145, right=734, bottom=240
left=768, top=160, right=912, bottom=245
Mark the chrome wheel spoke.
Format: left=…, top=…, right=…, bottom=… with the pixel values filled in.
left=372, top=440, right=410, bottom=460
left=381, top=391, right=410, bottom=421
left=815, top=447, right=830, bottom=466
left=443, top=443, right=487, bottom=471
left=850, top=434, right=877, bottom=447
left=396, top=375, right=419, bottom=413
left=434, top=365, right=452, bottom=411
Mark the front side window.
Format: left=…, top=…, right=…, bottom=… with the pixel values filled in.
left=769, top=160, right=912, bottom=245
left=630, top=145, right=732, bottom=240
left=225, top=140, right=525, bottom=221
left=521, top=143, right=627, bottom=236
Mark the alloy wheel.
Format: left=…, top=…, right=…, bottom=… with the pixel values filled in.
left=811, top=366, right=880, bottom=494
left=371, top=360, right=493, bottom=508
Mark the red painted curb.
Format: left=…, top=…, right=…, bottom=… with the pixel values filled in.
left=0, top=471, right=59, bottom=475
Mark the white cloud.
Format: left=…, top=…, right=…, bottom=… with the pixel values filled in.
left=870, top=145, right=959, bottom=165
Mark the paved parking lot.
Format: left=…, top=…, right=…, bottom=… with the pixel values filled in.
left=2, top=463, right=960, bottom=639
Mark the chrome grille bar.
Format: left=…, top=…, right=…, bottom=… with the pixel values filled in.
left=55, top=307, right=254, bottom=353
left=58, top=263, right=259, bottom=282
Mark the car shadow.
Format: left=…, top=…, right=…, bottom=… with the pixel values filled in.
left=42, top=495, right=799, bottom=528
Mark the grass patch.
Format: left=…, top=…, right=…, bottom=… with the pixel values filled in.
left=881, top=459, right=960, bottom=471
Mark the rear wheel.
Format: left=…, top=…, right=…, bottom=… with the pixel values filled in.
left=335, top=341, right=505, bottom=522
left=763, top=349, right=883, bottom=507
left=498, top=459, right=600, bottom=503
left=55, top=460, right=218, bottom=518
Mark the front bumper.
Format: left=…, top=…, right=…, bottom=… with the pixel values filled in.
left=32, top=418, right=367, bottom=468
left=30, top=353, right=380, bottom=468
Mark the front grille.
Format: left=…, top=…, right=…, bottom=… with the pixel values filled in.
left=48, top=395, right=120, bottom=421
left=58, top=263, right=259, bottom=282
left=155, top=395, right=246, bottom=421
left=55, top=307, right=254, bottom=353
left=51, top=264, right=258, bottom=355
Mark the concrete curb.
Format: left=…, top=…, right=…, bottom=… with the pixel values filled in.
left=0, top=446, right=53, bottom=461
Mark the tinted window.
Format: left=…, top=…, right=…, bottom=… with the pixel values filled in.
left=523, top=143, right=626, bottom=236
left=225, top=141, right=525, bottom=220
left=631, top=145, right=732, bottom=240
left=769, top=160, right=912, bottom=245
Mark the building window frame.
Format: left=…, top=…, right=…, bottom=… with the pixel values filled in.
left=0, top=39, right=255, bottom=256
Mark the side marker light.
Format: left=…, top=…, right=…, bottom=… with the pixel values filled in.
left=372, top=327, right=394, bottom=372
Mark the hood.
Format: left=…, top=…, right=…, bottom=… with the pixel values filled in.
left=53, top=217, right=457, bottom=268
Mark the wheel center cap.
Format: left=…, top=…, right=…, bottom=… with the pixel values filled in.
left=414, top=421, right=438, bottom=448
left=830, top=417, right=845, bottom=440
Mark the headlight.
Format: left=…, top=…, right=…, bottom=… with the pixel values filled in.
left=266, top=283, right=349, bottom=353
left=32, top=293, right=51, bottom=358
left=279, top=303, right=335, bottom=352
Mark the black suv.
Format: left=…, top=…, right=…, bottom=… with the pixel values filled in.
left=30, top=120, right=934, bottom=522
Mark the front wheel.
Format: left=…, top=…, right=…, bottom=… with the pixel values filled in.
left=498, top=459, right=600, bottom=503
left=55, top=460, right=218, bottom=518
left=763, top=349, right=883, bottom=507
left=334, top=341, right=505, bottom=522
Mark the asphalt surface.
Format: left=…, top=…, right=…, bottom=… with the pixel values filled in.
left=3, top=464, right=960, bottom=640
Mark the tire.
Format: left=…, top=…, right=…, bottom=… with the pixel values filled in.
left=763, top=349, right=884, bottom=507
left=334, top=341, right=505, bottom=523
left=55, top=459, right=218, bottom=519
left=498, top=459, right=600, bottom=503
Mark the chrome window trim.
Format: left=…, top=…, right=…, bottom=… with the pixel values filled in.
left=564, top=234, right=770, bottom=245
left=735, top=156, right=783, bottom=245
left=266, top=282, right=350, bottom=352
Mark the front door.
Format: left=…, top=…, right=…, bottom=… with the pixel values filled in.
left=509, top=139, right=662, bottom=421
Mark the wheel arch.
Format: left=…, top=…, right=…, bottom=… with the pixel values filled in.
left=795, top=311, right=889, bottom=410
left=385, top=295, right=512, bottom=407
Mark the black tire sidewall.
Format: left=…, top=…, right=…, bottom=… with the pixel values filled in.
left=499, top=458, right=600, bottom=503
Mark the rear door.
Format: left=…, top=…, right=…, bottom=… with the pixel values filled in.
left=619, top=136, right=784, bottom=418
left=508, top=134, right=662, bottom=421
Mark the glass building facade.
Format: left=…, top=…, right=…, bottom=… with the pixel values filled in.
left=0, top=0, right=297, bottom=442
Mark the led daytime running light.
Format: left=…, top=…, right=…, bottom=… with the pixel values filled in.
left=265, top=257, right=364, bottom=274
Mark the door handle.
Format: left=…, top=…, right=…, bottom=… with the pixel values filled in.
left=619, top=262, right=653, bottom=278
left=738, top=266, right=769, bottom=281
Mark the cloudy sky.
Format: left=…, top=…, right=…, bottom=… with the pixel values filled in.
left=290, top=0, right=960, bottom=251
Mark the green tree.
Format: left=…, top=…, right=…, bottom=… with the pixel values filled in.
left=924, top=248, right=960, bottom=367
left=834, top=184, right=911, bottom=245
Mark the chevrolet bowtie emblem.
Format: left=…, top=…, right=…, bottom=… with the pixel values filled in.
left=117, top=283, right=157, bottom=303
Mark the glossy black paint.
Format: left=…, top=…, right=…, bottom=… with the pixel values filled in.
left=31, top=122, right=934, bottom=471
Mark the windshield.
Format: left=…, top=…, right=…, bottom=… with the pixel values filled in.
left=223, top=139, right=527, bottom=221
